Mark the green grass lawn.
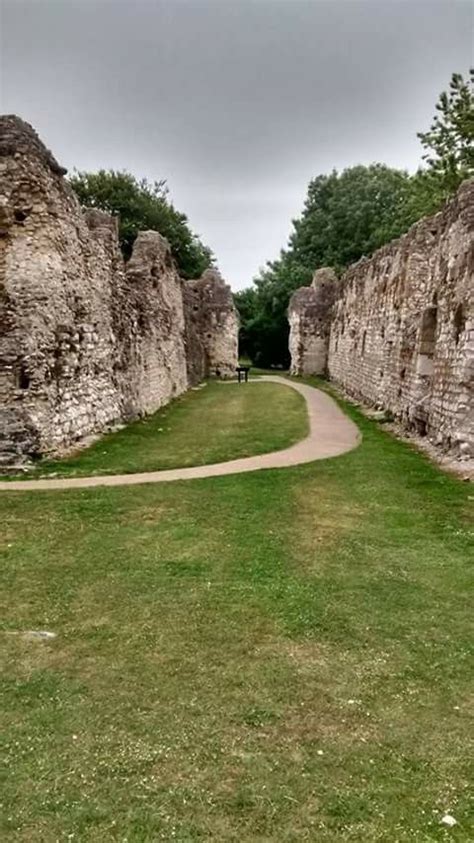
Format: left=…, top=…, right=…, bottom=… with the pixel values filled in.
left=22, top=381, right=307, bottom=479
left=0, top=381, right=473, bottom=841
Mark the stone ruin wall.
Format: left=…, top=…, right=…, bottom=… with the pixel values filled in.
left=289, top=180, right=474, bottom=456
left=289, top=268, right=341, bottom=376
left=0, top=116, right=238, bottom=467
left=184, top=268, right=239, bottom=383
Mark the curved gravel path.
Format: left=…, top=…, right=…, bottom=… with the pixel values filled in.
left=0, top=377, right=360, bottom=492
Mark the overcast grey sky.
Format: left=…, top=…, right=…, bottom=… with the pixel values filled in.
left=1, top=0, right=472, bottom=289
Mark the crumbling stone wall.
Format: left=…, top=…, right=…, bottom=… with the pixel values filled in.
left=0, top=116, right=238, bottom=466
left=289, top=268, right=340, bottom=376
left=288, top=180, right=474, bottom=456
left=184, top=268, right=239, bottom=382
left=118, top=230, right=188, bottom=418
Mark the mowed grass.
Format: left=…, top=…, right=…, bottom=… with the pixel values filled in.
left=23, top=381, right=307, bottom=478
left=0, top=382, right=473, bottom=841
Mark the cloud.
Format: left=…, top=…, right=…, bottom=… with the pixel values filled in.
left=2, top=0, right=472, bottom=288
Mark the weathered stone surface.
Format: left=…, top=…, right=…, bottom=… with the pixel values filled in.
left=118, top=230, right=189, bottom=418
left=184, top=268, right=239, bottom=383
left=288, top=180, right=474, bottom=456
left=0, top=115, right=239, bottom=466
left=289, top=268, right=340, bottom=376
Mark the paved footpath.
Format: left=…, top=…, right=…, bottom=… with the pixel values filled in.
left=0, top=376, right=360, bottom=492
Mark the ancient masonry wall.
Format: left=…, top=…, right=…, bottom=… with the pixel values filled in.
left=288, top=180, right=474, bottom=456
left=184, top=268, right=239, bottom=383
left=0, top=116, right=238, bottom=466
left=289, top=268, right=341, bottom=376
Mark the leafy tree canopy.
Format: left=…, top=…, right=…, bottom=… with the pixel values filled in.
left=288, top=164, right=415, bottom=273
left=69, top=169, right=213, bottom=279
left=237, top=164, right=417, bottom=367
left=236, top=70, right=473, bottom=367
left=418, top=69, right=474, bottom=195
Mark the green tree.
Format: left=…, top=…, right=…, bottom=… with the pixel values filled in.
left=233, top=287, right=258, bottom=360
left=237, top=70, right=474, bottom=367
left=289, top=165, right=415, bottom=273
left=417, top=70, right=474, bottom=196
left=244, top=257, right=312, bottom=367
left=69, top=170, right=213, bottom=279
left=238, top=164, right=416, bottom=367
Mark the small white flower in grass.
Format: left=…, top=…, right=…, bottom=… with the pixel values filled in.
left=440, top=814, right=457, bottom=827
left=72, top=735, right=78, bottom=741
left=317, top=749, right=324, bottom=756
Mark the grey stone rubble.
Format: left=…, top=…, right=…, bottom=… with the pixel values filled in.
left=0, top=116, right=239, bottom=468
left=288, top=180, right=474, bottom=459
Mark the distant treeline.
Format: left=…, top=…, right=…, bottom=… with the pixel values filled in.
left=235, top=70, right=474, bottom=368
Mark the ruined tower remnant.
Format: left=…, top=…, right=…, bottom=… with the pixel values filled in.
left=288, top=180, right=474, bottom=456
left=0, top=115, right=238, bottom=467
left=288, top=268, right=340, bottom=376
left=184, top=268, right=239, bottom=383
